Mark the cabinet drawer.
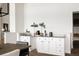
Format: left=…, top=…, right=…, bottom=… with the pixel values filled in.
left=20, top=36, right=30, bottom=40
left=37, top=37, right=44, bottom=41
left=19, top=36, right=30, bottom=45
left=55, top=50, right=65, bottom=55
left=53, top=38, right=64, bottom=42
left=37, top=37, right=50, bottom=41
left=57, top=42, right=64, bottom=45
left=20, top=37, right=26, bottom=41
left=56, top=39, right=64, bottom=42
left=36, top=37, right=65, bottom=56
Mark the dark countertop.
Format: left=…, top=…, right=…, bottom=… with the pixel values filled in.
left=52, top=36, right=65, bottom=38
left=0, top=43, right=31, bottom=55
left=34, top=36, right=65, bottom=38
left=19, top=33, right=31, bottom=36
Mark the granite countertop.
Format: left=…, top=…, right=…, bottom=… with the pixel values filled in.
left=0, top=43, right=31, bottom=55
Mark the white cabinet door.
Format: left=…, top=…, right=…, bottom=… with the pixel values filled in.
left=30, top=37, right=36, bottom=50
left=19, top=36, right=26, bottom=42
left=49, top=38, right=56, bottom=55
left=36, top=37, right=65, bottom=56
left=19, top=36, right=30, bottom=45
left=49, top=38, right=64, bottom=56
left=53, top=38, right=64, bottom=56
left=36, top=37, right=43, bottom=52
left=36, top=37, right=49, bottom=54
left=42, top=37, right=50, bottom=53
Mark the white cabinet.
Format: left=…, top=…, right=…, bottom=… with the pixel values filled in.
left=4, top=32, right=18, bottom=44
left=19, top=36, right=30, bottom=45
left=30, top=37, right=36, bottom=50
left=36, top=37, right=49, bottom=53
left=49, top=38, right=56, bottom=54
left=18, top=36, right=31, bottom=51
left=49, top=38, right=64, bottom=55
left=36, top=37, right=43, bottom=52
left=36, top=37, right=65, bottom=56
left=54, top=38, right=64, bottom=55
left=36, top=37, right=51, bottom=53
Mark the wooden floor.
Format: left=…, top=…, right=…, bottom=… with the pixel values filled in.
left=71, top=48, right=79, bottom=56
left=29, top=49, right=79, bottom=56
left=29, top=49, right=54, bottom=56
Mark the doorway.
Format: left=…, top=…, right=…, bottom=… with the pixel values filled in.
left=73, top=12, right=79, bottom=48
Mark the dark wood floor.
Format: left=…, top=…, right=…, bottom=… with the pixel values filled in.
left=29, top=49, right=56, bottom=56
left=71, top=48, right=79, bottom=56
left=29, top=49, right=79, bottom=56
left=70, top=40, right=79, bottom=56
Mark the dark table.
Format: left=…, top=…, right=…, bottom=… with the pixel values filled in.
left=0, top=43, right=31, bottom=56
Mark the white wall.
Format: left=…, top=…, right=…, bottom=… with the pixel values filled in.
left=9, top=3, right=16, bottom=32
left=9, top=3, right=24, bottom=33
left=15, top=3, right=24, bottom=33
left=24, top=3, right=73, bottom=34
left=24, top=3, right=79, bottom=53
